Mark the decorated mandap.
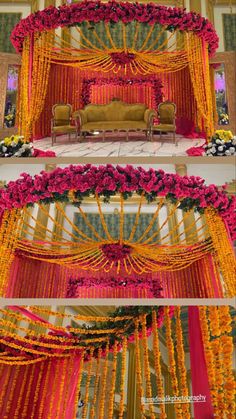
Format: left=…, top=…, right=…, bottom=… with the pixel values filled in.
left=0, top=165, right=235, bottom=298
left=10, top=1, right=219, bottom=141
left=0, top=305, right=235, bottom=418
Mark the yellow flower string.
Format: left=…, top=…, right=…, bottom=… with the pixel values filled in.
left=98, top=342, right=109, bottom=419
left=0, top=208, right=23, bottom=296
left=108, top=341, right=118, bottom=419
left=199, top=307, right=218, bottom=413
left=118, top=337, right=127, bottom=419
left=175, top=307, right=191, bottom=418
left=82, top=348, right=94, bottom=419
left=90, top=348, right=102, bottom=419
left=152, top=310, right=166, bottom=419
left=22, top=363, right=36, bottom=418
left=134, top=319, right=145, bottom=418
left=164, top=306, right=182, bottom=418
left=205, top=208, right=236, bottom=297
left=218, top=307, right=235, bottom=417
left=141, top=314, right=155, bottom=418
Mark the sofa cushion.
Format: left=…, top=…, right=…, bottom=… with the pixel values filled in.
left=84, top=101, right=147, bottom=122
left=154, top=124, right=175, bottom=131
left=82, top=121, right=147, bottom=131
left=123, top=105, right=146, bottom=121
left=52, top=125, right=77, bottom=133
left=86, top=107, right=106, bottom=122
left=103, top=102, right=126, bottom=121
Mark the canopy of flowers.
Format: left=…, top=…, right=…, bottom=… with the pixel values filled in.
left=11, top=1, right=218, bottom=55
left=0, top=164, right=235, bottom=239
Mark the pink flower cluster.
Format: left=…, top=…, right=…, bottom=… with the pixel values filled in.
left=66, top=275, right=163, bottom=298
left=101, top=243, right=132, bottom=261
left=110, top=51, right=136, bottom=66
left=10, top=1, right=218, bottom=55
left=0, top=164, right=235, bottom=239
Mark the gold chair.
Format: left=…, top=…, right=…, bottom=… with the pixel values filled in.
left=153, top=101, right=177, bottom=145
left=51, top=103, right=78, bottom=145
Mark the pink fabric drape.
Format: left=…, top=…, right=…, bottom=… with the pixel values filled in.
left=0, top=355, right=82, bottom=419
left=188, top=306, right=214, bottom=419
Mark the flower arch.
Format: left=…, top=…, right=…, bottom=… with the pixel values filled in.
left=0, top=165, right=235, bottom=298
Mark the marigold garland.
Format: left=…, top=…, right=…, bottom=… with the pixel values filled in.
left=175, top=307, right=191, bottom=418
left=199, top=306, right=218, bottom=415
left=152, top=310, right=166, bottom=419
left=141, top=314, right=155, bottom=419
left=164, top=306, right=183, bottom=418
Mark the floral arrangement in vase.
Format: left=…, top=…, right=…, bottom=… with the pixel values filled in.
left=0, top=135, right=33, bottom=157
left=204, top=130, right=236, bottom=156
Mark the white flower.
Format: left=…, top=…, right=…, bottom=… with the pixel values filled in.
left=218, top=146, right=224, bottom=152
left=14, top=151, right=22, bottom=157
left=216, top=139, right=221, bottom=144
left=11, top=141, right=17, bottom=148
left=225, top=150, right=231, bottom=155
left=229, top=147, right=235, bottom=153
left=2, top=146, right=7, bottom=152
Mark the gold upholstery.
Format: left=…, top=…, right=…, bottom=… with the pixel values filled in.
left=152, top=101, right=177, bottom=145
left=51, top=103, right=78, bottom=145
left=73, top=100, right=156, bottom=141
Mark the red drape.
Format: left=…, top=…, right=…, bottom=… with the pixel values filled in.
left=0, top=354, right=82, bottom=419
left=188, top=307, right=214, bottom=419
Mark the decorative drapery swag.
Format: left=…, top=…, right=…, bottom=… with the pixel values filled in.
left=11, top=1, right=218, bottom=140
left=0, top=165, right=235, bottom=298
left=0, top=306, right=235, bottom=419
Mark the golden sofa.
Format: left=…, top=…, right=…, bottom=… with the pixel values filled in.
left=73, top=100, right=156, bottom=141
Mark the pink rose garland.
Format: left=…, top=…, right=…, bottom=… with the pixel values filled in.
left=0, top=164, right=235, bottom=239
left=11, top=1, right=218, bottom=55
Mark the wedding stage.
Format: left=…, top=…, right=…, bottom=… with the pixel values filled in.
left=10, top=1, right=218, bottom=145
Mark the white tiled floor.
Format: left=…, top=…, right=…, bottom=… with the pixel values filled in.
left=35, top=133, right=205, bottom=157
